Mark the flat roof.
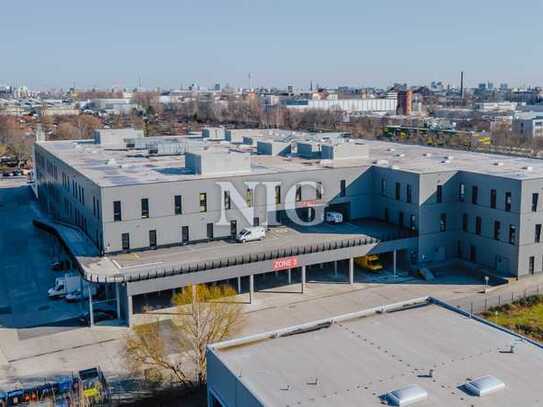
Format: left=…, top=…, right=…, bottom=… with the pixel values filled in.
left=209, top=299, right=543, bottom=407
left=36, top=131, right=543, bottom=187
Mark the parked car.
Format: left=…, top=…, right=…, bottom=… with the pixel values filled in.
left=237, top=226, right=266, bottom=243
left=354, top=255, right=383, bottom=272
left=325, top=211, right=344, bottom=224
left=79, top=309, right=116, bottom=325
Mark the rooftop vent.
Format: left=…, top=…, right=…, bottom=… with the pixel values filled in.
left=441, top=160, right=450, bottom=164
left=423, top=153, right=432, bottom=157
left=386, top=384, right=428, bottom=406
left=494, top=162, right=504, bottom=166
left=374, top=159, right=389, bottom=166
left=387, top=148, right=395, bottom=152
left=464, top=375, right=505, bottom=397
left=395, top=153, right=405, bottom=158
left=523, top=166, right=533, bottom=171
left=445, top=155, right=454, bottom=160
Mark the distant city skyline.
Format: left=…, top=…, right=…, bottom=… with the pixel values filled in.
left=2, top=0, right=542, bottom=90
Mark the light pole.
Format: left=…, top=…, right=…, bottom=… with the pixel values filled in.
left=484, top=275, right=489, bottom=293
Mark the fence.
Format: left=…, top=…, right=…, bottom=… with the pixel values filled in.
left=451, top=284, right=543, bottom=315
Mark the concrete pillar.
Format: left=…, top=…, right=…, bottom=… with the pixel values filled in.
left=393, top=249, right=397, bottom=279
left=192, top=284, right=197, bottom=302
left=349, top=257, right=354, bottom=285
left=288, top=269, right=292, bottom=285
left=301, top=266, right=306, bottom=293
left=127, top=295, right=133, bottom=327
left=249, top=275, right=254, bottom=303
left=237, top=276, right=242, bottom=294
left=88, top=286, right=94, bottom=327
left=115, top=283, right=121, bottom=320
left=334, top=261, right=338, bottom=277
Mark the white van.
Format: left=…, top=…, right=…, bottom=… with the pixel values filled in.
left=325, top=211, right=343, bottom=224
left=237, top=226, right=266, bottom=243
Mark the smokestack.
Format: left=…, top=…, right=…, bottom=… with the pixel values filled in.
left=460, top=71, right=465, bottom=100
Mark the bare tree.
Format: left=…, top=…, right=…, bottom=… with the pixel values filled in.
left=125, top=284, right=244, bottom=387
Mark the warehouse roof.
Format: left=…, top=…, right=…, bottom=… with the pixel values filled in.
left=36, top=130, right=543, bottom=187
left=208, top=298, right=543, bottom=407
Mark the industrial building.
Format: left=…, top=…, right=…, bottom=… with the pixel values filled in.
left=33, top=127, right=543, bottom=325
left=207, top=297, right=543, bottom=407
left=512, top=113, right=543, bottom=139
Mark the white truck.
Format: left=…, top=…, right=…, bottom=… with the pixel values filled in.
left=48, top=274, right=85, bottom=299
left=237, top=226, right=266, bottom=243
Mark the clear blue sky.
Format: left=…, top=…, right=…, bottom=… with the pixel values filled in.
left=1, top=0, right=542, bottom=90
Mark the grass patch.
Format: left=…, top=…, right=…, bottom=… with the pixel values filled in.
left=481, top=295, right=543, bottom=342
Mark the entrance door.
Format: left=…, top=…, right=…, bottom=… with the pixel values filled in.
left=230, top=220, right=237, bottom=239
left=495, top=256, right=508, bottom=274
left=207, top=223, right=214, bottom=240
left=181, top=226, right=189, bottom=244
left=149, top=230, right=157, bottom=249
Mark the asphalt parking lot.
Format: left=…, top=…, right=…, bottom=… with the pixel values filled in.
left=0, top=179, right=85, bottom=331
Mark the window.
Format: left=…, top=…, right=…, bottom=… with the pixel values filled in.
left=505, top=192, right=512, bottom=212
left=529, top=256, right=535, bottom=274
left=509, top=225, right=516, bottom=245
left=113, top=201, right=122, bottom=222
left=458, top=183, right=465, bottom=201
left=490, top=189, right=496, bottom=209
left=175, top=195, right=183, bottom=215
left=206, top=223, right=214, bottom=240
left=340, top=180, right=346, bottom=197
left=436, top=185, right=442, bottom=203
left=381, top=179, right=386, bottom=195
left=457, top=240, right=462, bottom=258
left=475, top=216, right=482, bottom=235
left=223, top=191, right=231, bottom=210
left=406, top=185, right=412, bottom=203
left=494, top=220, right=501, bottom=240
left=395, top=182, right=401, bottom=200
left=533, top=193, right=539, bottom=212
left=230, top=220, right=237, bottom=238
left=384, top=208, right=389, bottom=222
left=199, top=193, right=207, bottom=212
left=316, top=182, right=323, bottom=200
left=275, top=185, right=281, bottom=205
left=149, top=230, right=157, bottom=249
left=410, top=215, right=416, bottom=231
left=440, top=213, right=447, bottom=232
left=121, top=233, right=130, bottom=251
left=246, top=188, right=254, bottom=207
left=398, top=211, right=404, bottom=227
left=253, top=217, right=260, bottom=226
left=462, top=213, right=468, bottom=232
left=472, top=186, right=478, bottom=205
left=141, top=198, right=149, bottom=218
left=295, top=185, right=302, bottom=202
left=536, top=224, right=542, bottom=243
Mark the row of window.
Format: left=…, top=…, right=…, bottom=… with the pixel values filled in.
left=381, top=180, right=413, bottom=204
left=383, top=208, right=416, bottom=231
left=113, top=182, right=334, bottom=222
left=461, top=213, right=516, bottom=244
left=119, top=218, right=264, bottom=251
left=459, top=184, right=514, bottom=211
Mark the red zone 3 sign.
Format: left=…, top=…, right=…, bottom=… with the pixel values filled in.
left=271, top=256, right=299, bottom=271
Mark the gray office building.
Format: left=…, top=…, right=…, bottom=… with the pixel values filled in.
left=33, top=128, right=543, bottom=324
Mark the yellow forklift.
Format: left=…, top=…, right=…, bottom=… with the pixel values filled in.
left=354, top=255, right=383, bottom=272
